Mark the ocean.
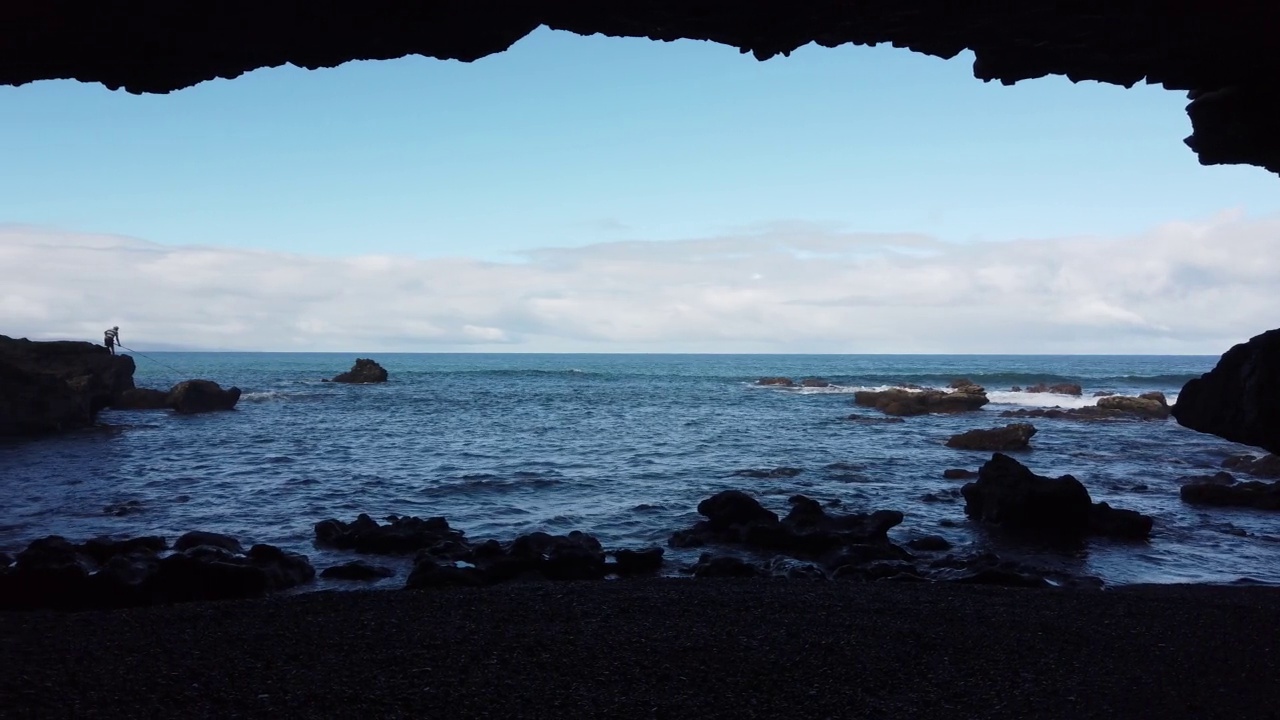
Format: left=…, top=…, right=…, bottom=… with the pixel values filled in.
left=3, top=353, right=1277, bottom=587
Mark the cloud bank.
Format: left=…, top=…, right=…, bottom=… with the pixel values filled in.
left=2, top=212, right=1277, bottom=354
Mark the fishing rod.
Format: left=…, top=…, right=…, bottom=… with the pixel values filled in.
left=117, top=343, right=186, bottom=381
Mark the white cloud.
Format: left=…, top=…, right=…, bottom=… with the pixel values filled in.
left=1, top=213, right=1278, bottom=353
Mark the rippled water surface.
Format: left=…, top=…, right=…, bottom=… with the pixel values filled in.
left=3, top=353, right=1277, bottom=586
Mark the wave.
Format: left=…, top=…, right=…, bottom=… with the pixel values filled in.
left=239, top=391, right=294, bottom=402
left=748, top=372, right=1195, bottom=395
left=406, top=368, right=599, bottom=379
left=985, top=391, right=1098, bottom=409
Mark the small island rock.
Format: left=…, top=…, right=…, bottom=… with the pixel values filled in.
left=332, top=358, right=388, bottom=384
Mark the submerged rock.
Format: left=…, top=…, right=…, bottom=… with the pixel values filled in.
left=730, top=467, right=803, bottom=479
left=1180, top=477, right=1280, bottom=510
left=689, top=553, right=760, bottom=578
left=961, top=453, right=1152, bottom=540
left=321, top=560, right=395, bottom=581
left=332, top=358, right=388, bottom=384
left=800, top=377, right=830, bottom=388
left=755, top=377, right=794, bottom=387
left=943, top=468, right=977, bottom=480
left=1173, top=328, right=1280, bottom=454
left=946, top=423, right=1037, bottom=451
left=1222, top=453, right=1280, bottom=478
left=1025, top=383, right=1084, bottom=396
left=845, top=413, right=906, bottom=424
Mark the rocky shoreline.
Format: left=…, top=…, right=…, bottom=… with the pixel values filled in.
left=10, top=448, right=1256, bottom=613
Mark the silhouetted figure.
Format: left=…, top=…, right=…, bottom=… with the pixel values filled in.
left=104, top=326, right=120, bottom=355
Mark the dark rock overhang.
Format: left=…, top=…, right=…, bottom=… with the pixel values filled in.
left=2, top=1, right=1279, bottom=176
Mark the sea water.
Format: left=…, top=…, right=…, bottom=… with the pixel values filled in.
left=2, top=353, right=1277, bottom=586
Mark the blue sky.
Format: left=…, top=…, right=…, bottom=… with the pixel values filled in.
left=2, top=28, right=1279, bottom=352
left=2, top=27, right=1277, bottom=261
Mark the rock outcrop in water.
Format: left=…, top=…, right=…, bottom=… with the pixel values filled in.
left=0, top=533, right=314, bottom=611
left=1222, top=454, right=1280, bottom=479
left=1180, top=473, right=1280, bottom=511
left=961, top=453, right=1153, bottom=540
left=1173, top=329, right=1280, bottom=455
left=946, top=423, right=1036, bottom=451
left=853, top=385, right=989, bottom=416
left=1025, top=383, right=1084, bottom=396
left=113, top=380, right=242, bottom=413
left=166, top=380, right=242, bottom=413
left=332, top=358, right=388, bottom=384
left=1001, top=392, right=1171, bottom=421
left=0, top=334, right=136, bottom=435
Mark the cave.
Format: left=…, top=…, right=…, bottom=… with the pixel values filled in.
left=2, top=2, right=1279, bottom=176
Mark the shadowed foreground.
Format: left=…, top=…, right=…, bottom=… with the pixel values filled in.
left=2, top=580, right=1278, bottom=719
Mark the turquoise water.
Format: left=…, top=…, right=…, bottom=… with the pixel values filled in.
left=3, top=353, right=1277, bottom=586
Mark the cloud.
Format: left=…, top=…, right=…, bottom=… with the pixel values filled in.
left=1, top=212, right=1278, bottom=353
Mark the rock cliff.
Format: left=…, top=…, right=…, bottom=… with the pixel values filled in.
left=0, top=335, right=135, bottom=436
left=1173, top=329, right=1280, bottom=455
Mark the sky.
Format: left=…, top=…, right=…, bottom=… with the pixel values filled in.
left=1, top=28, right=1278, bottom=353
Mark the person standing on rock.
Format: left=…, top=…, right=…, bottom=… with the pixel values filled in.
left=103, top=326, right=120, bottom=355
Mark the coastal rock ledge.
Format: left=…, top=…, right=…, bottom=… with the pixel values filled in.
left=0, top=334, right=135, bottom=436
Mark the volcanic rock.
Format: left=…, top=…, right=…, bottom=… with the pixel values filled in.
left=853, top=386, right=989, bottom=416
left=907, top=535, right=952, bottom=552
left=1222, top=454, right=1280, bottom=479
left=1097, top=393, right=1170, bottom=419
left=0, top=533, right=313, bottom=611
left=961, top=453, right=1152, bottom=540
left=1001, top=393, right=1171, bottom=421
left=173, top=530, right=244, bottom=554
left=1180, top=477, right=1280, bottom=511
left=315, top=514, right=467, bottom=555
left=0, top=335, right=137, bottom=435
left=946, top=423, right=1037, bottom=451
left=332, top=358, right=388, bottom=384
left=611, top=548, right=665, bottom=576
left=1173, top=328, right=1280, bottom=454
left=111, top=387, right=170, bottom=410
left=166, top=380, right=241, bottom=413
left=1026, top=383, right=1084, bottom=396
left=671, top=491, right=905, bottom=564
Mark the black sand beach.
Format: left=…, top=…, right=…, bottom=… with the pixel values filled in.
left=3, top=580, right=1279, bottom=719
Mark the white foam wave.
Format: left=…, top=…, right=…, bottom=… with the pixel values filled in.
left=986, top=391, right=1098, bottom=409
left=240, top=390, right=290, bottom=402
